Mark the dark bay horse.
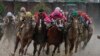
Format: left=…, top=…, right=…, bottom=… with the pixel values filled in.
left=67, top=16, right=80, bottom=56
left=46, top=20, right=64, bottom=56
left=32, top=13, right=47, bottom=56
left=13, top=17, right=34, bottom=56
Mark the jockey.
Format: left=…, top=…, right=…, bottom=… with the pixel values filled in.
left=78, top=11, right=92, bottom=25
left=18, top=7, right=27, bottom=21
left=67, top=9, right=75, bottom=23
left=20, top=7, right=26, bottom=14
left=25, top=11, right=33, bottom=19
left=34, top=8, right=51, bottom=28
left=20, top=11, right=33, bottom=28
left=16, top=7, right=27, bottom=28
left=50, top=7, right=67, bottom=28
left=50, top=7, right=66, bottom=21
left=3, top=12, right=15, bottom=24
left=17, top=11, right=33, bottom=36
left=78, top=11, right=93, bottom=34
left=66, top=10, right=85, bottom=32
left=39, top=8, right=51, bottom=23
left=67, top=10, right=85, bottom=24
left=71, top=10, right=92, bottom=31
left=34, top=8, right=51, bottom=23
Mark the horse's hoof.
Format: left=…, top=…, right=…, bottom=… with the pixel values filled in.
left=33, top=54, right=35, bottom=56
left=10, top=53, right=14, bottom=56
left=57, top=51, right=60, bottom=53
left=70, top=53, right=73, bottom=56
left=75, top=50, right=77, bottom=53
left=46, top=51, right=49, bottom=55
left=24, top=52, right=27, bottom=55
left=82, top=46, right=85, bottom=50
left=65, top=50, right=67, bottom=54
left=10, top=54, right=13, bottom=56
left=97, top=35, right=100, bottom=39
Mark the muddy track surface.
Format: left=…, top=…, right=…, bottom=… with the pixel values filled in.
left=0, top=30, right=100, bottom=56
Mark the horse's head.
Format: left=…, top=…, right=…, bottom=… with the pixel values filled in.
left=56, top=19, right=64, bottom=28
left=38, top=19, right=42, bottom=30
left=24, top=17, right=33, bottom=30
left=37, top=18, right=46, bottom=31
left=71, top=16, right=79, bottom=29
left=5, top=16, right=13, bottom=24
left=34, top=12, right=46, bottom=31
left=79, top=22, right=84, bottom=34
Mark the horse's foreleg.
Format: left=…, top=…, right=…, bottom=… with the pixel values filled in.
left=69, top=41, right=74, bottom=54
left=46, top=43, right=50, bottom=55
left=0, top=35, right=6, bottom=45
left=33, top=42, right=37, bottom=56
left=75, top=40, right=79, bottom=53
left=13, top=36, right=20, bottom=56
left=82, top=29, right=92, bottom=49
left=52, top=45, right=58, bottom=56
left=82, top=34, right=92, bottom=49
left=42, top=43, right=46, bottom=52
left=64, top=37, right=68, bottom=54
left=38, top=43, right=45, bottom=56
left=57, top=45, right=60, bottom=53
left=19, top=40, right=27, bottom=56
left=24, top=39, right=32, bottom=55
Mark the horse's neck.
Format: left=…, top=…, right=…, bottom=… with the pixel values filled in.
left=70, top=20, right=79, bottom=32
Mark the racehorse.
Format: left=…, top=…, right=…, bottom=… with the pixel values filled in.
left=0, top=16, right=16, bottom=52
left=81, top=24, right=93, bottom=49
left=32, top=13, right=47, bottom=56
left=13, top=17, right=34, bottom=56
left=66, top=16, right=80, bottom=56
left=46, top=19, right=64, bottom=56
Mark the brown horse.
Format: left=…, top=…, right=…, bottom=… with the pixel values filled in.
left=66, top=16, right=80, bottom=56
left=32, top=14, right=47, bottom=56
left=46, top=23, right=64, bottom=56
left=13, top=17, right=34, bottom=56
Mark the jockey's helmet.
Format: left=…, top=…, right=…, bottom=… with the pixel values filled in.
left=6, top=12, right=13, bottom=17
left=39, top=8, right=44, bottom=12
left=26, top=11, right=32, bottom=17
left=71, top=11, right=78, bottom=17
left=60, top=10, right=63, bottom=13
left=20, top=7, right=26, bottom=12
left=55, top=7, right=61, bottom=11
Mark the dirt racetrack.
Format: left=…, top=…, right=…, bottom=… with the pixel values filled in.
left=0, top=26, right=100, bottom=56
